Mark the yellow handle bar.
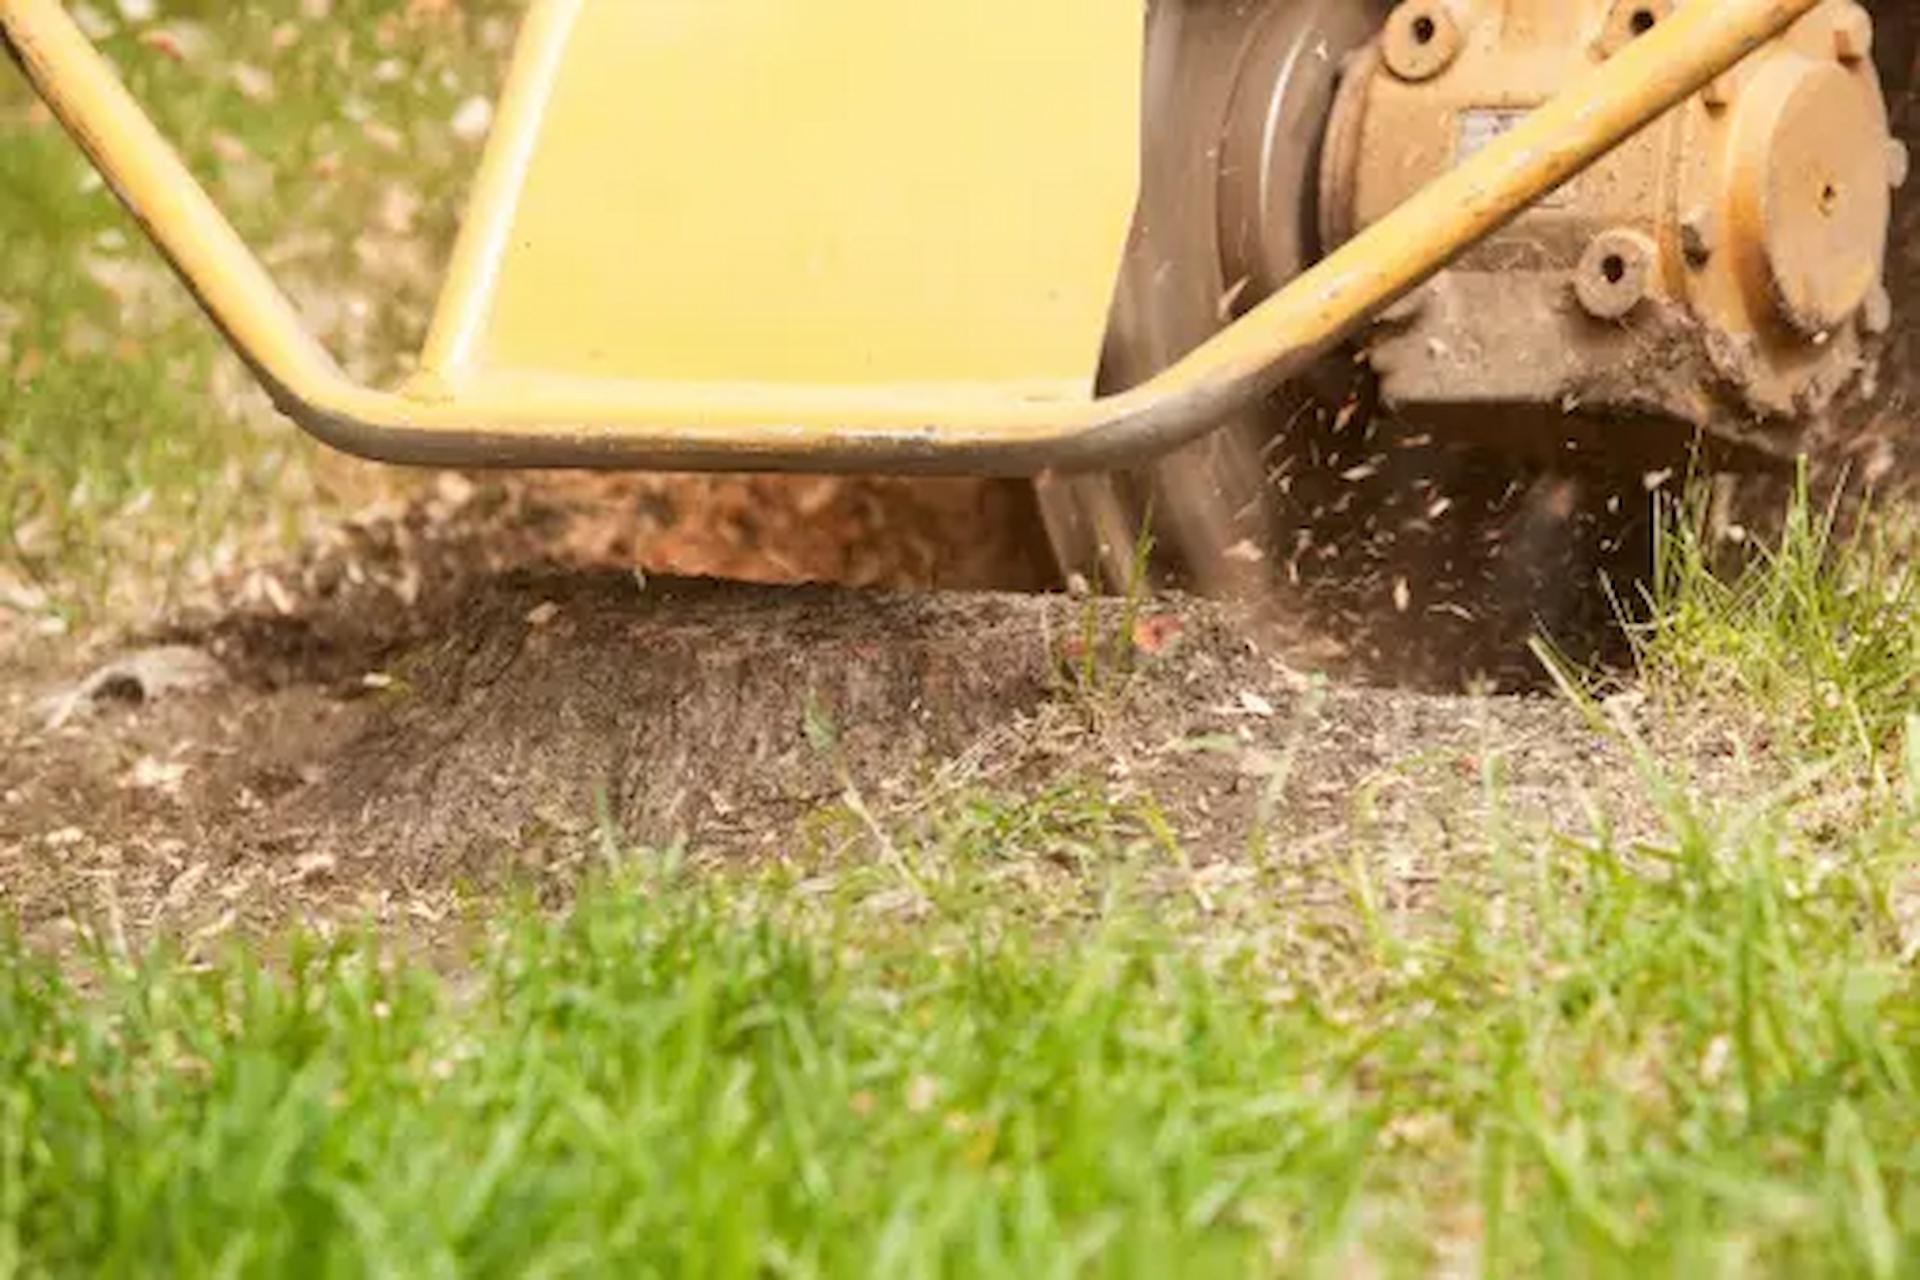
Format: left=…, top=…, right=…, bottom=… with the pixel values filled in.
left=2, top=0, right=1823, bottom=475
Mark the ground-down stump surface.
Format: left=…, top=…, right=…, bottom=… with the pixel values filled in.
left=0, top=562, right=1704, bottom=957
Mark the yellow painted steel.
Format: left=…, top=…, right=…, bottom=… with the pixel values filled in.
left=0, top=0, right=1827, bottom=475
left=420, top=0, right=1140, bottom=397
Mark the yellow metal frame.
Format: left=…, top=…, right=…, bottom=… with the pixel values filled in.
left=1, top=0, right=1825, bottom=475
left=417, top=0, right=1141, bottom=401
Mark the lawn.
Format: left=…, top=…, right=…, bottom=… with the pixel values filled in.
left=3, top=482, right=1919, bottom=1275
left=0, top=0, right=512, bottom=620
left=6, top=625, right=1920, bottom=1275
left=5, top=3, right=1920, bottom=1277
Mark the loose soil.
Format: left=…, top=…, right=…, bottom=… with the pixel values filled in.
left=2, top=468, right=1728, bottom=960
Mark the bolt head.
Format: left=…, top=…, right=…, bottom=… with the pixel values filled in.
left=1889, top=139, right=1911, bottom=191
left=1832, top=5, right=1873, bottom=64
left=1599, top=1, right=1672, bottom=58
left=1575, top=229, right=1658, bottom=321
left=1702, top=73, right=1736, bottom=111
left=1382, top=3, right=1463, bottom=82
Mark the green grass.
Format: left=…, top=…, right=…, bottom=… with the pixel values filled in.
left=1634, top=469, right=1920, bottom=773
left=6, top=729, right=1920, bottom=1275
left=9, top=7, right=1920, bottom=1276
left=0, top=0, right=513, bottom=616
left=7, top=471, right=1919, bottom=1275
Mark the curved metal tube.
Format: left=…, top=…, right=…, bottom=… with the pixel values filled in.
left=3, top=0, right=1824, bottom=475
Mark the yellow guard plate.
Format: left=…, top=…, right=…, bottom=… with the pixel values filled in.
left=419, top=0, right=1143, bottom=401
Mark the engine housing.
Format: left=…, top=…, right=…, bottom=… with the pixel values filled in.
left=1317, top=0, right=1904, bottom=462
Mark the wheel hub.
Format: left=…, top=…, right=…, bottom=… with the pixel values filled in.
left=1733, top=55, right=1892, bottom=338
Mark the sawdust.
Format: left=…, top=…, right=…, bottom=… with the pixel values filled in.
left=0, top=469, right=1730, bottom=961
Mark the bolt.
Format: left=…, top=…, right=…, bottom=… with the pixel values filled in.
left=1832, top=4, right=1873, bottom=64
left=1889, top=139, right=1911, bottom=191
left=1575, top=230, right=1656, bottom=321
left=1701, top=73, right=1735, bottom=111
left=1680, top=206, right=1716, bottom=266
left=1862, top=284, right=1893, bottom=336
left=1600, top=0, right=1669, bottom=56
left=1383, top=3, right=1462, bottom=81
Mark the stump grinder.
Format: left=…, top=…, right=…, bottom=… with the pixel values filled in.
left=5, top=0, right=1914, bottom=591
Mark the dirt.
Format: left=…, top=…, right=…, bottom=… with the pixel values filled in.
left=2, top=461, right=1730, bottom=961
left=488, top=471, right=1059, bottom=593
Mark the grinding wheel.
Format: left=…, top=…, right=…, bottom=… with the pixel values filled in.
left=1037, top=0, right=1387, bottom=596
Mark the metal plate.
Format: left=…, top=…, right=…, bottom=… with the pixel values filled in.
left=420, top=0, right=1143, bottom=398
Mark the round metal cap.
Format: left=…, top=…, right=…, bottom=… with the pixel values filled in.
left=1729, top=56, right=1891, bottom=336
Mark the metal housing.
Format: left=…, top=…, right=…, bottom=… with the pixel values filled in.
left=1321, top=0, right=1901, bottom=460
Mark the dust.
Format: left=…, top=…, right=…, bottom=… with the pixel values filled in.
left=1234, top=389, right=1659, bottom=692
